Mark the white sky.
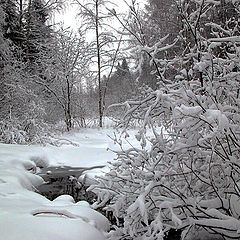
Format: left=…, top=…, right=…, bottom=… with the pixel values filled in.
left=54, top=0, right=146, bottom=31
left=52, top=0, right=146, bottom=75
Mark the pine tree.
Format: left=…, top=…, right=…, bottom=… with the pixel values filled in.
left=25, top=0, right=52, bottom=62
left=1, top=0, right=20, bottom=44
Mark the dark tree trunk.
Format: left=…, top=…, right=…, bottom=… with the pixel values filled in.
left=95, top=0, right=103, bottom=128
left=65, top=76, right=72, bottom=131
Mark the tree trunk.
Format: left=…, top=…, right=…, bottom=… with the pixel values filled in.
left=26, top=0, right=32, bottom=61
left=66, top=76, right=72, bottom=131
left=95, top=0, right=103, bottom=128
left=65, top=110, right=72, bottom=132
left=19, top=0, right=23, bottom=42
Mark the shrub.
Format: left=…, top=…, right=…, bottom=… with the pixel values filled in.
left=89, top=1, right=240, bottom=239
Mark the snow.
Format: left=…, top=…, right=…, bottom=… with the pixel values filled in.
left=0, top=127, right=144, bottom=239
left=209, top=36, right=240, bottom=42
left=0, top=125, right=151, bottom=240
left=0, top=128, right=137, bottom=240
left=0, top=215, right=107, bottom=240
left=203, top=109, right=229, bottom=131
left=0, top=128, right=126, bottom=168
left=53, top=195, right=75, bottom=203
left=42, top=129, right=117, bottom=168
left=79, top=166, right=110, bottom=186
left=39, top=128, right=140, bottom=168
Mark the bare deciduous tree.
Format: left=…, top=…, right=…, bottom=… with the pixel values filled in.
left=75, top=0, right=121, bottom=127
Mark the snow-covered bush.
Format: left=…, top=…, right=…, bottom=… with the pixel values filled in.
left=0, top=58, right=50, bottom=144
left=0, top=117, right=49, bottom=144
left=0, top=119, right=28, bottom=144
left=90, top=1, right=240, bottom=239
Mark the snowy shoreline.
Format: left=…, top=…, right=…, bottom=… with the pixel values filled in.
left=0, top=129, right=121, bottom=240
left=0, top=127, right=143, bottom=239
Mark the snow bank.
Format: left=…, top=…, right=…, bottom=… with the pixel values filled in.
left=0, top=143, right=110, bottom=240
left=46, top=128, right=117, bottom=167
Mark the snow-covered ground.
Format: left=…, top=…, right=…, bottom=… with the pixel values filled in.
left=0, top=127, right=141, bottom=240
left=47, top=128, right=118, bottom=167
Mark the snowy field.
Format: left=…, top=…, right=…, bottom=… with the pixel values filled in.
left=0, top=126, right=141, bottom=240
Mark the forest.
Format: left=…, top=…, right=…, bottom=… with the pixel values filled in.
left=0, top=0, right=240, bottom=239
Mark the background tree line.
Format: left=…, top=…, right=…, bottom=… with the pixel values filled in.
left=0, top=0, right=142, bottom=142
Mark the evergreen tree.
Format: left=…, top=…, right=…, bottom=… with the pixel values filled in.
left=104, top=58, right=135, bottom=106
left=1, top=0, right=20, bottom=44
left=25, top=0, right=52, bottom=62
left=0, top=0, right=62, bottom=143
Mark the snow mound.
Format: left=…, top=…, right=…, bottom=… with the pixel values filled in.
left=53, top=195, right=75, bottom=203
left=0, top=143, right=110, bottom=240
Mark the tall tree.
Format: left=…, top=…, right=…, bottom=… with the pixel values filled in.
left=0, top=0, right=65, bottom=143
left=33, top=28, right=90, bottom=131
left=1, top=0, right=20, bottom=43
left=103, top=58, right=135, bottom=105
left=111, top=0, right=180, bottom=89
left=75, top=0, right=118, bottom=127
left=25, top=0, right=52, bottom=62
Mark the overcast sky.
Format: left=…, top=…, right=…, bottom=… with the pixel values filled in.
left=54, top=0, right=145, bottom=31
